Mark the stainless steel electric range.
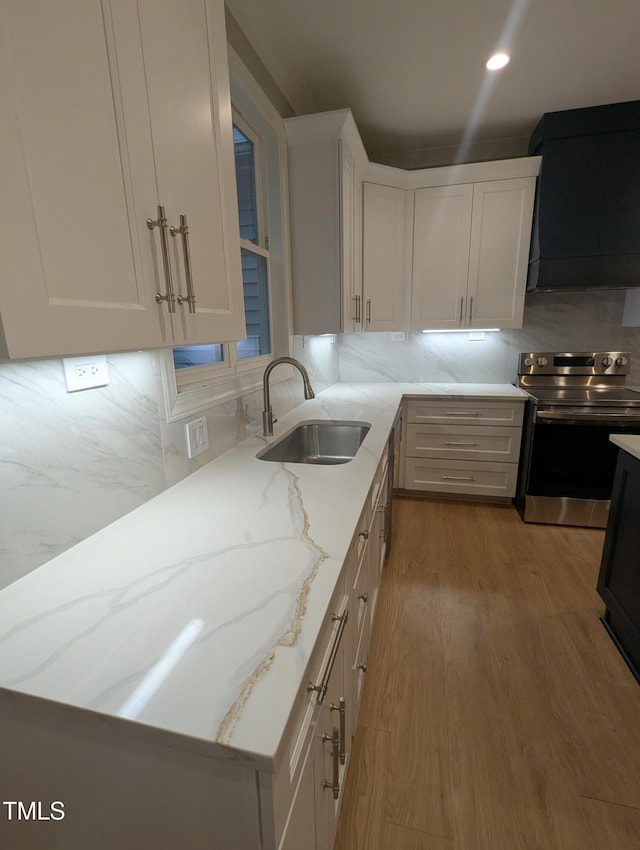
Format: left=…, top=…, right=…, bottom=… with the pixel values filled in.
left=516, top=351, right=640, bottom=527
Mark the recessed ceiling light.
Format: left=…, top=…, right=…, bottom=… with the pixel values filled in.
left=486, top=53, right=510, bottom=70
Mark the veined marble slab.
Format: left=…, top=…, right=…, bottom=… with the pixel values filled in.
left=0, top=382, right=527, bottom=771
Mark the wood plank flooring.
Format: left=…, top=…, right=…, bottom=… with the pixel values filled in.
left=334, top=498, right=640, bottom=850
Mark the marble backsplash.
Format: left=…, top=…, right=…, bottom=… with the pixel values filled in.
left=2, top=289, right=639, bottom=588
left=338, top=290, right=640, bottom=386
left=0, top=335, right=338, bottom=588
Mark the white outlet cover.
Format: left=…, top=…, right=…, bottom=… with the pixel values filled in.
left=62, top=355, right=109, bottom=392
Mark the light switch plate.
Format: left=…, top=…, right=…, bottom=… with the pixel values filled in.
left=185, top=417, right=209, bottom=459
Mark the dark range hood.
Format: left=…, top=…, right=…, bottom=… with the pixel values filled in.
left=527, top=100, right=640, bottom=292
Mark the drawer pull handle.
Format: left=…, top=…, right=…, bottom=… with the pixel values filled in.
left=308, top=609, right=349, bottom=703
left=330, top=697, right=347, bottom=765
left=442, top=475, right=476, bottom=482
left=321, top=727, right=340, bottom=799
left=444, top=411, right=480, bottom=417
left=443, top=441, right=479, bottom=447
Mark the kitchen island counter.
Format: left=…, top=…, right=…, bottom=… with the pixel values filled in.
left=611, top=433, right=640, bottom=462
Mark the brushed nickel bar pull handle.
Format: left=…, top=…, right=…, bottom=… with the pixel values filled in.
left=443, top=441, right=479, bottom=446
left=459, top=296, right=464, bottom=324
left=307, top=609, right=349, bottom=703
left=171, top=214, right=196, bottom=313
left=321, top=727, right=340, bottom=799
left=444, top=411, right=480, bottom=416
left=469, top=296, right=473, bottom=323
left=147, top=205, right=176, bottom=313
left=366, top=298, right=371, bottom=325
left=442, top=475, right=476, bottom=481
left=352, top=294, right=360, bottom=322
left=330, top=697, right=347, bottom=765
left=356, top=294, right=361, bottom=323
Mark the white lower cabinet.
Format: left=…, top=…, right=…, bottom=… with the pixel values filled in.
left=402, top=397, right=524, bottom=500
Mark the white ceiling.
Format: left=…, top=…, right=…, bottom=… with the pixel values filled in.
left=225, top=0, right=640, bottom=167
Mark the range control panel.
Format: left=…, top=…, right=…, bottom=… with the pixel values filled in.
left=518, top=351, right=630, bottom=377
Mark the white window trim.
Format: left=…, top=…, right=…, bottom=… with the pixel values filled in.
left=233, top=110, right=267, bottom=249
left=160, top=46, right=294, bottom=423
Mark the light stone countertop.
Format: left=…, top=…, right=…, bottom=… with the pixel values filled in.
left=0, top=382, right=527, bottom=771
left=610, top=434, right=640, bottom=462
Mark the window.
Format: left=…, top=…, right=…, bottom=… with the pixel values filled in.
left=160, top=49, right=291, bottom=422
left=233, top=117, right=272, bottom=362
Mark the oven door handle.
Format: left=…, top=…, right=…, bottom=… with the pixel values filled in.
left=536, top=410, right=640, bottom=424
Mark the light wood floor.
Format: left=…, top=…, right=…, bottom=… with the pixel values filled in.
left=334, top=498, right=640, bottom=850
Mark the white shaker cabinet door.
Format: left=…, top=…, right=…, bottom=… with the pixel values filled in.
left=0, top=0, right=163, bottom=358
left=411, top=184, right=473, bottom=331
left=467, top=177, right=536, bottom=330
left=138, top=0, right=245, bottom=346
left=362, top=182, right=410, bottom=332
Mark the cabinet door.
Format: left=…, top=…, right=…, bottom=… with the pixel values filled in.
left=279, top=739, right=317, bottom=850
left=0, top=0, right=162, bottom=358
left=314, top=605, right=349, bottom=850
left=139, top=0, right=245, bottom=345
left=341, top=139, right=361, bottom=333
left=362, top=183, right=409, bottom=331
left=411, top=184, right=473, bottom=331
left=467, top=177, right=535, bottom=329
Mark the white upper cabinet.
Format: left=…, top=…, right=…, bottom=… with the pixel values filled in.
left=466, top=177, right=536, bottom=329
left=412, top=184, right=474, bottom=330
left=0, top=0, right=244, bottom=360
left=362, top=182, right=411, bottom=332
left=138, top=0, right=245, bottom=346
left=410, top=161, right=539, bottom=332
left=285, top=109, right=367, bottom=335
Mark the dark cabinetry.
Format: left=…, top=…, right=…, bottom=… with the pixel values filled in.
left=528, top=100, right=640, bottom=291
left=597, top=448, right=640, bottom=681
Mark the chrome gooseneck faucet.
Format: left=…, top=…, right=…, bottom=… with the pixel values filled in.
left=262, top=357, right=315, bottom=436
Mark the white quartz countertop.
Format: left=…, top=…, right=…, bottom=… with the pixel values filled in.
left=0, top=382, right=526, bottom=770
left=610, top=434, right=640, bottom=461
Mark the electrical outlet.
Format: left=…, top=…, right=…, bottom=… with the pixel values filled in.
left=63, top=356, right=109, bottom=392
left=185, top=417, right=209, bottom=459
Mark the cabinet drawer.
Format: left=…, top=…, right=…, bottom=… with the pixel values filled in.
left=406, top=423, right=521, bottom=463
left=406, top=399, right=524, bottom=427
left=404, top=457, right=518, bottom=497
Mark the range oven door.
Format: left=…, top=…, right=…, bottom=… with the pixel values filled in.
left=520, top=406, right=640, bottom=527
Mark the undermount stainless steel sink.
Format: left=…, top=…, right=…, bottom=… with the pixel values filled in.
left=257, top=420, right=371, bottom=465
